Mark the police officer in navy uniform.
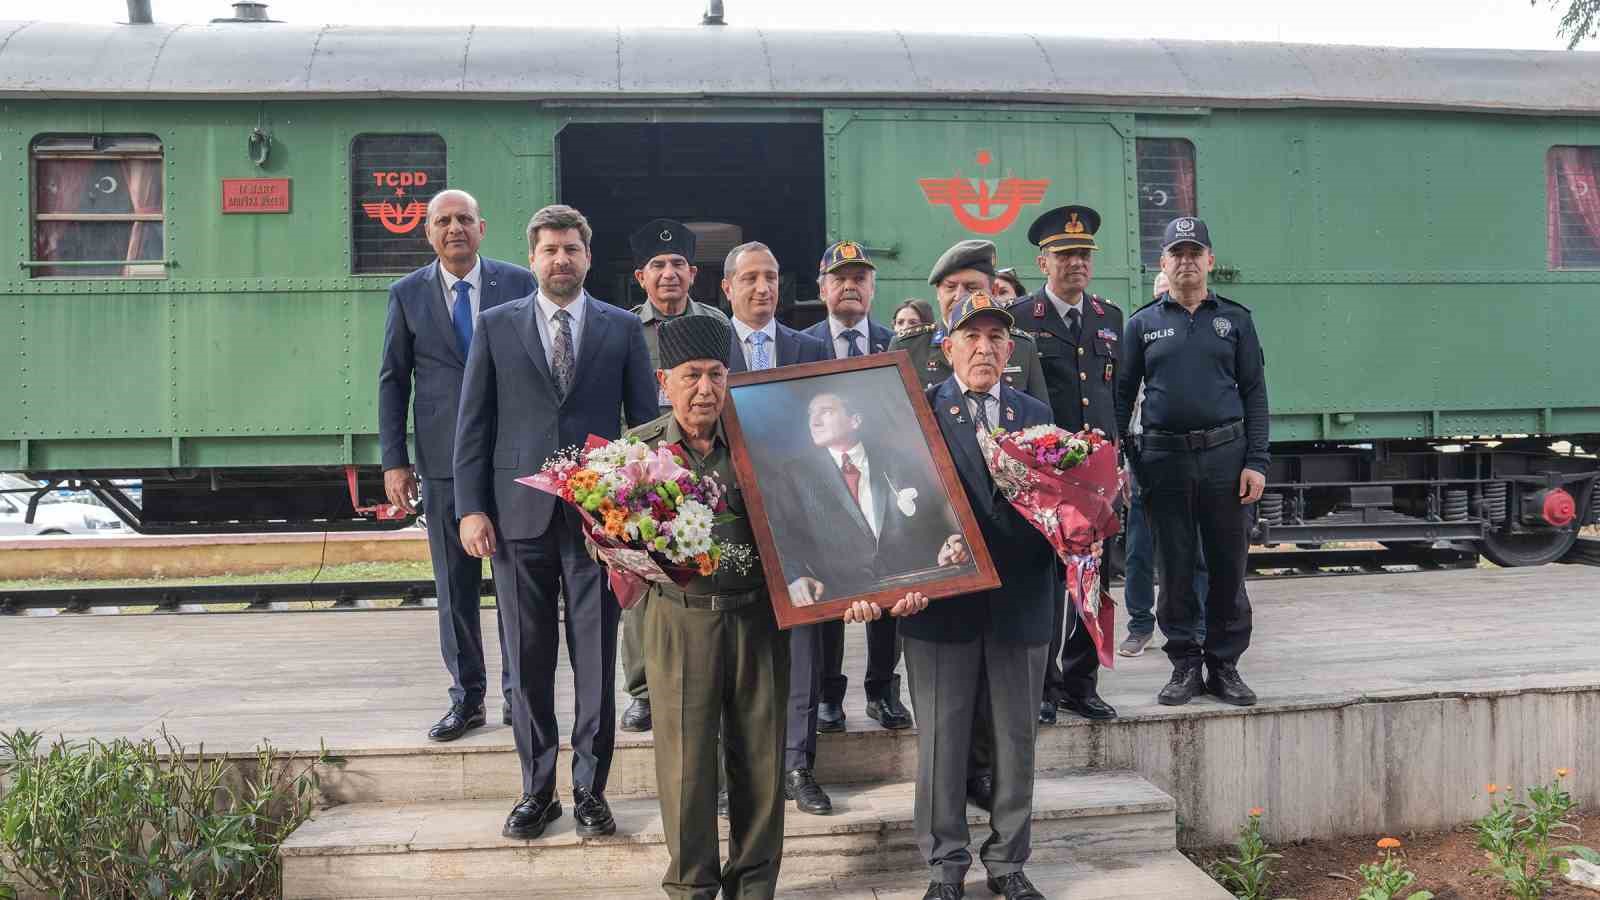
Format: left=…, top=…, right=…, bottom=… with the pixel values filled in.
left=1009, top=204, right=1121, bottom=726
left=1116, top=217, right=1267, bottom=708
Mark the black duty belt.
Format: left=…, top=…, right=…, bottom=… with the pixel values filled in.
left=1141, top=420, right=1245, bottom=452
left=653, top=584, right=764, bottom=611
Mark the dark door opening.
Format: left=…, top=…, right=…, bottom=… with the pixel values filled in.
left=558, top=122, right=826, bottom=328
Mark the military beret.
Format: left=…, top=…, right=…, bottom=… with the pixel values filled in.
left=630, top=218, right=697, bottom=268
left=658, top=314, right=733, bottom=370
left=1027, top=205, right=1101, bottom=253
left=947, top=290, right=1014, bottom=332
left=927, top=239, right=997, bottom=286
left=1162, top=216, right=1212, bottom=252
left=819, top=239, right=875, bottom=274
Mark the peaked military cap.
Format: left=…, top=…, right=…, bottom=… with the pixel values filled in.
left=819, top=239, right=875, bottom=274
left=1161, top=216, right=1212, bottom=253
left=1027, top=205, right=1101, bottom=253
left=927, top=239, right=997, bottom=286
left=658, top=314, right=733, bottom=370
left=947, top=290, right=1014, bottom=332
left=630, top=218, right=697, bottom=267
left=995, top=267, right=1028, bottom=298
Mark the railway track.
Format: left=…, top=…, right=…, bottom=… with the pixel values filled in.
left=0, top=547, right=1491, bottom=614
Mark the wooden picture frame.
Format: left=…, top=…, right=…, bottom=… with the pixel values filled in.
left=722, top=351, right=1000, bottom=629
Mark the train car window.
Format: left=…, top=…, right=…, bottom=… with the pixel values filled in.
left=1136, top=139, right=1197, bottom=267
left=29, top=135, right=165, bottom=278
left=1547, top=146, right=1600, bottom=269
left=351, top=134, right=447, bottom=274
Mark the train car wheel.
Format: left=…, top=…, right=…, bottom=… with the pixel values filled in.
left=1478, top=524, right=1579, bottom=568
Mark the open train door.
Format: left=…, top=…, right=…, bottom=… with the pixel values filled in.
left=822, top=109, right=1139, bottom=321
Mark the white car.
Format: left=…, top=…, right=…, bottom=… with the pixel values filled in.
left=0, top=474, right=125, bottom=536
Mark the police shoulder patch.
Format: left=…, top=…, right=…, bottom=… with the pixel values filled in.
left=1212, top=316, right=1232, bottom=338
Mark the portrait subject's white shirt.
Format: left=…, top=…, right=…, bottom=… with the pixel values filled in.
left=534, top=291, right=588, bottom=371
left=439, top=256, right=483, bottom=321
left=827, top=442, right=878, bottom=538
left=730, top=317, right=779, bottom=369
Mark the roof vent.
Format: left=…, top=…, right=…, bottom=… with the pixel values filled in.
left=126, top=0, right=154, bottom=24
left=212, top=2, right=279, bottom=22
left=702, top=0, right=726, bottom=25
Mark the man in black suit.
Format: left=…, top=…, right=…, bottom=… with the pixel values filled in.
left=903, top=291, right=1065, bottom=900
left=1008, top=205, right=1122, bottom=727
left=799, top=241, right=913, bottom=734
left=454, top=204, right=658, bottom=839
left=378, top=189, right=535, bottom=742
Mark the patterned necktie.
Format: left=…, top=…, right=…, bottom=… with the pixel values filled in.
left=839, top=456, right=861, bottom=503
left=748, top=331, right=772, bottom=370
left=965, top=390, right=993, bottom=432
left=840, top=328, right=864, bottom=358
left=551, top=308, right=576, bottom=398
left=1066, top=306, right=1082, bottom=343
left=451, top=280, right=474, bottom=357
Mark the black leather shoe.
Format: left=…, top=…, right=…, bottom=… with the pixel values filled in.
left=985, top=871, right=1045, bottom=899
left=1205, top=662, right=1259, bottom=707
left=572, top=786, right=616, bottom=836
left=620, top=697, right=652, bottom=732
left=866, top=692, right=912, bottom=730
left=428, top=704, right=485, bottom=742
left=1038, top=699, right=1057, bottom=725
left=923, top=881, right=965, bottom=899
left=502, top=702, right=511, bottom=726
left=784, top=768, right=833, bottom=815
left=966, top=773, right=994, bottom=812
left=502, top=792, right=561, bottom=839
left=1157, top=664, right=1204, bottom=706
left=1059, top=692, right=1118, bottom=721
left=816, top=701, right=846, bottom=733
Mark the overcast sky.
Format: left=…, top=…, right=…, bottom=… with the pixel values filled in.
left=21, top=0, right=1591, bottom=51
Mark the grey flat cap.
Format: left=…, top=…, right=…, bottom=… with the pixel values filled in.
left=927, top=239, right=998, bottom=286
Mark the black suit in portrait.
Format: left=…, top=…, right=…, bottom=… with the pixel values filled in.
left=378, top=257, right=535, bottom=713
left=454, top=290, right=657, bottom=800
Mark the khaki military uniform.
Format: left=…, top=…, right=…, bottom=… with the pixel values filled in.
left=888, top=323, right=1052, bottom=403
left=625, top=411, right=789, bottom=900
left=623, top=298, right=732, bottom=707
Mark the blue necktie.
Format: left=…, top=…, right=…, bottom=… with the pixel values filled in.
left=841, top=328, right=864, bottom=358
left=451, top=280, right=474, bottom=358
left=749, top=331, right=772, bottom=370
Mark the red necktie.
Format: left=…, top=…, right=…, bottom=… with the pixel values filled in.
left=840, top=457, right=861, bottom=504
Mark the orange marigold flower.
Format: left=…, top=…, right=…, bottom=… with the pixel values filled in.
left=695, top=552, right=715, bottom=576
left=602, top=508, right=628, bottom=538
left=570, top=469, right=599, bottom=492
left=1377, top=837, right=1402, bottom=850
left=1486, top=783, right=1498, bottom=794
left=1557, top=768, right=1570, bottom=778
left=1248, top=807, right=1264, bottom=817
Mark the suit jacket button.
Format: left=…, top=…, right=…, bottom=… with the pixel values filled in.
left=1081, top=398, right=1090, bottom=407
left=1077, top=347, right=1085, bottom=356
left=1080, top=372, right=1087, bottom=381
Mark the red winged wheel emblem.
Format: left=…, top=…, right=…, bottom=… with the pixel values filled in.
left=361, top=201, right=429, bottom=235
left=919, top=151, right=1050, bottom=235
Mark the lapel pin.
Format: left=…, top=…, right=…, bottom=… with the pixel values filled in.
left=1005, top=407, right=1016, bottom=422
left=948, top=405, right=961, bottom=417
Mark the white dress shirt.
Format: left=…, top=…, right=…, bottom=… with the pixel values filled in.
left=827, top=442, right=878, bottom=538
left=953, top=376, right=1002, bottom=432
left=1044, top=285, right=1083, bottom=326
left=730, top=316, right=779, bottom=369
left=827, top=315, right=871, bottom=359
left=440, top=257, right=483, bottom=322
left=534, top=291, right=588, bottom=372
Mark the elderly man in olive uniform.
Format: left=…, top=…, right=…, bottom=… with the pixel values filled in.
left=619, top=218, right=731, bottom=735
left=889, top=239, right=1050, bottom=401
left=1008, top=204, right=1121, bottom=727
left=632, top=316, right=932, bottom=899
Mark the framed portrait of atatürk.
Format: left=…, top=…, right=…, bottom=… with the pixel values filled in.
left=722, top=352, right=1000, bottom=629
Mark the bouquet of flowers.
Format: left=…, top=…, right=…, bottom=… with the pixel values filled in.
left=517, top=435, right=750, bottom=609
left=976, top=424, right=1124, bottom=668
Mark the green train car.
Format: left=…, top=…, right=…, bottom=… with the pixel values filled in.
left=2, top=16, right=1597, bottom=565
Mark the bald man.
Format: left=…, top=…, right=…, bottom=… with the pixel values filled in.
left=378, top=189, right=536, bottom=742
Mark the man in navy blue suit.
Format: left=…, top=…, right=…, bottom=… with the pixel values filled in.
left=378, top=189, right=535, bottom=743
left=798, top=240, right=912, bottom=736
left=902, top=291, right=1066, bottom=900
left=454, top=204, right=658, bottom=840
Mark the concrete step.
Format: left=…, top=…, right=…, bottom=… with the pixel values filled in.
left=318, top=717, right=1099, bottom=805
left=281, top=770, right=1177, bottom=899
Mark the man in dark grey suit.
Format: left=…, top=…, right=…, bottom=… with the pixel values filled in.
left=799, top=241, right=911, bottom=735
left=454, top=204, right=658, bottom=840
left=378, top=189, right=535, bottom=742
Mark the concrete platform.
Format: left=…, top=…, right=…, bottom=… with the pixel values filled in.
left=4, top=565, right=1599, bottom=848
left=280, top=772, right=1180, bottom=898
left=0, top=528, right=430, bottom=580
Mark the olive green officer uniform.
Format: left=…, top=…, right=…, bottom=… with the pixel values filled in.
left=888, top=321, right=1051, bottom=402
left=633, top=299, right=732, bottom=408
left=626, top=411, right=790, bottom=900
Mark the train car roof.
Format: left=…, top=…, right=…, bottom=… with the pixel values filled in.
left=2, top=20, right=1598, bottom=115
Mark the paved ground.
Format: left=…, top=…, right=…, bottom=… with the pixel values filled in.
left=3, top=565, right=1597, bottom=754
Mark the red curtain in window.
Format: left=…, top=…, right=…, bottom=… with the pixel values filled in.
left=1174, top=149, right=1196, bottom=215
left=34, top=159, right=93, bottom=266
left=1551, top=147, right=1600, bottom=267
left=122, top=158, right=162, bottom=274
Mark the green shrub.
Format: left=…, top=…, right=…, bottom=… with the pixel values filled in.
left=1471, top=770, right=1586, bottom=900
left=0, top=727, right=329, bottom=899
left=1209, top=807, right=1280, bottom=900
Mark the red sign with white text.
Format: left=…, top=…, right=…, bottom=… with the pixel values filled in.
left=221, top=178, right=292, bottom=214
